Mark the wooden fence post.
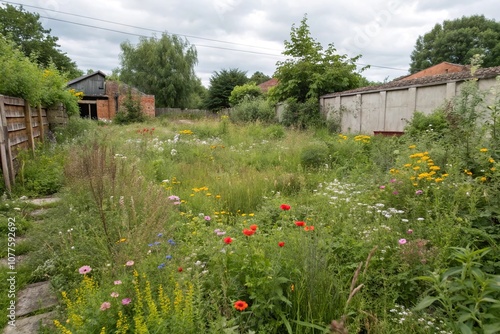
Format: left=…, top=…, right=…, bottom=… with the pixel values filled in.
left=24, top=100, right=35, bottom=154
left=0, top=96, right=12, bottom=192
left=37, top=104, right=45, bottom=142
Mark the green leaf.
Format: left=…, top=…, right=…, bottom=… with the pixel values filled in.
left=484, top=323, right=500, bottom=334
left=414, top=296, right=440, bottom=311
left=291, top=319, right=329, bottom=332
left=458, top=322, right=473, bottom=334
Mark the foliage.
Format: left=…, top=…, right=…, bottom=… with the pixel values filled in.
left=119, top=33, right=201, bottom=108
left=404, top=110, right=450, bottom=139
left=281, top=98, right=323, bottom=129
left=114, top=88, right=146, bottom=124
left=13, top=144, right=65, bottom=196
left=249, top=71, right=271, bottom=85
left=300, top=141, right=329, bottom=169
left=0, top=4, right=82, bottom=78
left=0, top=37, right=80, bottom=115
left=229, top=97, right=276, bottom=123
left=409, top=15, right=500, bottom=73
left=229, top=82, right=262, bottom=106
left=205, top=68, right=248, bottom=111
left=269, top=15, right=366, bottom=104
left=415, top=247, right=500, bottom=334
left=9, top=107, right=500, bottom=333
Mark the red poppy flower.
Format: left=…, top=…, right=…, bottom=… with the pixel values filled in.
left=295, top=221, right=305, bottom=227
left=234, top=300, right=248, bottom=311
left=224, top=237, right=233, bottom=244
left=280, top=204, right=291, bottom=211
left=177, top=267, right=183, bottom=272
left=249, top=224, right=258, bottom=231
left=243, top=229, right=255, bottom=236
left=278, top=241, right=285, bottom=247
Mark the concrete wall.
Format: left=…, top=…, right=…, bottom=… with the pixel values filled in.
left=320, top=77, right=499, bottom=134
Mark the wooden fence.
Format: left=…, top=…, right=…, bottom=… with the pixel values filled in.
left=0, top=95, right=50, bottom=192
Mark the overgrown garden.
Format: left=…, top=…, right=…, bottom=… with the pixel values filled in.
left=1, top=73, right=499, bottom=333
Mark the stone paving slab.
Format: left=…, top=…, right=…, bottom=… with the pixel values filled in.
left=2, top=311, right=56, bottom=334
left=16, top=281, right=58, bottom=317
left=23, top=197, right=61, bottom=206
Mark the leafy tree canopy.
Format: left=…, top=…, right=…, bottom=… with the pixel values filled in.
left=0, top=37, right=80, bottom=115
left=249, top=71, right=271, bottom=85
left=119, top=33, right=201, bottom=109
left=269, top=14, right=366, bottom=103
left=229, top=82, right=262, bottom=106
left=0, top=4, right=82, bottom=79
left=409, top=15, right=500, bottom=73
left=205, top=68, right=248, bottom=111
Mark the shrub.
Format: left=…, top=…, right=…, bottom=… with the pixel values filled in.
left=114, top=89, right=145, bottom=124
left=229, top=82, right=262, bottom=106
left=230, top=97, right=276, bottom=123
left=14, top=145, right=65, bottom=196
left=281, top=98, right=323, bottom=129
left=300, top=141, right=329, bottom=169
left=404, top=109, right=450, bottom=138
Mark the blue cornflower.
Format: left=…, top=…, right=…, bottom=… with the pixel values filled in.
left=158, top=263, right=165, bottom=269
left=166, top=255, right=172, bottom=260
left=154, top=241, right=161, bottom=245
left=167, top=239, right=176, bottom=245
left=157, top=233, right=163, bottom=237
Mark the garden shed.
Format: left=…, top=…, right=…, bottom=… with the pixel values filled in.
left=67, top=71, right=155, bottom=120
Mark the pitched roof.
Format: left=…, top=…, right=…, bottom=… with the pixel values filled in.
left=258, top=78, right=279, bottom=93
left=67, top=70, right=107, bottom=86
left=321, top=66, right=500, bottom=98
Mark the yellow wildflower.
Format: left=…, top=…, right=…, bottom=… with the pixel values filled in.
left=480, top=148, right=488, bottom=152
left=404, top=163, right=412, bottom=168
left=413, top=166, right=420, bottom=171
left=480, top=176, right=487, bottom=182
left=408, top=145, right=416, bottom=149
left=429, top=166, right=440, bottom=171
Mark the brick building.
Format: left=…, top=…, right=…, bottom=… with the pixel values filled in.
left=67, top=71, right=155, bottom=120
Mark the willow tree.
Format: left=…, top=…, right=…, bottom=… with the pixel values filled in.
left=119, top=33, right=201, bottom=108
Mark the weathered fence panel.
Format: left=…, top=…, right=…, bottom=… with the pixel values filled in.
left=0, top=95, right=50, bottom=192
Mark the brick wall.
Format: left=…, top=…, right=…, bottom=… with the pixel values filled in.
left=104, top=81, right=155, bottom=119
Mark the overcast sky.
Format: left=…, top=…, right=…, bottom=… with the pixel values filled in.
left=5, top=0, right=500, bottom=87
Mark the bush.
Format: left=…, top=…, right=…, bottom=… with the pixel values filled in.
left=300, top=141, right=329, bottom=168
left=14, top=145, right=65, bottom=196
left=229, top=82, right=262, bottom=106
left=230, top=97, right=276, bottom=123
left=113, top=89, right=145, bottom=124
left=404, top=110, right=450, bottom=138
left=281, top=98, right=323, bottom=129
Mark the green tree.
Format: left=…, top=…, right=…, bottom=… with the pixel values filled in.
left=249, top=71, right=271, bottom=85
left=0, top=4, right=82, bottom=78
left=229, top=82, right=262, bottom=106
left=269, top=14, right=365, bottom=103
left=205, top=68, right=248, bottom=111
left=409, top=15, right=500, bottom=73
left=119, top=33, right=200, bottom=108
left=0, top=37, right=80, bottom=115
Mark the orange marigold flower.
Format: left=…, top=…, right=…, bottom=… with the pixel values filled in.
left=295, top=221, right=305, bottom=227
left=234, top=300, right=248, bottom=311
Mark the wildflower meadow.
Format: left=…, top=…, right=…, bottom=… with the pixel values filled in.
left=2, top=82, right=500, bottom=333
